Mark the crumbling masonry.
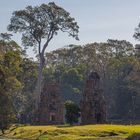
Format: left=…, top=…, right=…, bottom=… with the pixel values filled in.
left=37, top=83, right=64, bottom=125
left=81, top=72, right=107, bottom=124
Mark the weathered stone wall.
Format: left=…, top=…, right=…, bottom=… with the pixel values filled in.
left=81, top=72, right=107, bottom=124
left=37, top=83, right=64, bottom=125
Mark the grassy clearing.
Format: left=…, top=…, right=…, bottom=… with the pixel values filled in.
left=4, top=124, right=140, bottom=140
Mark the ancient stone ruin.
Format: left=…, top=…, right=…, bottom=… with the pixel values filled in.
left=81, top=72, right=107, bottom=124
left=37, top=83, right=64, bottom=125
left=36, top=72, right=106, bottom=125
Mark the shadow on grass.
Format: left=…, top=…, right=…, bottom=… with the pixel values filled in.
left=126, top=133, right=140, bottom=140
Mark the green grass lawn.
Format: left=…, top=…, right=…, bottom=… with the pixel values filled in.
left=4, top=124, right=140, bottom=140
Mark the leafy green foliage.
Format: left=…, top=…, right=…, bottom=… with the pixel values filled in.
left=0, top=36, right=22, bottom=133
left=65, top=100, right=80, bottom=125
left=17, top=58, right=38, bottom=123
left=44, top=40, right=140, bottom=122
left=8, top=2, right=79, bottom=48
left=0, top=92, right=15, bottom=134
left=8, top=2, right=79, bottom=109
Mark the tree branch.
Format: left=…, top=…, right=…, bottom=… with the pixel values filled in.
left=41, top=28, right=55, bottom=55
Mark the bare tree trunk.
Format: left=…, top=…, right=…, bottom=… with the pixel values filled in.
left=36, top=53, right=45, bottom=110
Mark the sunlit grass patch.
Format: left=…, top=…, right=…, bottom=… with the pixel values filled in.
left=4, top=124, right=140, bottom=140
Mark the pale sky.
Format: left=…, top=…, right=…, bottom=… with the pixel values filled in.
left=0, top=0, right=140, bottom=57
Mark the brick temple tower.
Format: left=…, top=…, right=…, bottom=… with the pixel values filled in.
left=81, top=72, right=106, bottom=124
left=37, top=83, right=64, bottom=125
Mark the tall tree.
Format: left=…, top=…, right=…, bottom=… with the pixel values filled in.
left=7, top=2, right=79, bottom=109
left=17, top=58, right=38, bottom=123
left=134, top=23, right=140, bottom=59
left=0, top=34, right=22, bottom=133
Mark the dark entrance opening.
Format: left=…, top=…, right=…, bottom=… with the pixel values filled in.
left=50, top=114, right=55, bottom=122
left=95, top=113, right=102, bottom=123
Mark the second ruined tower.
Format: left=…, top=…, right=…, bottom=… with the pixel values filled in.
left=81, top=72, right=106, bottom=124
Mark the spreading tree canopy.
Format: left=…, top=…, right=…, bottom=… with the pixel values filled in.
left=8, top=2, right=79, bottom=109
